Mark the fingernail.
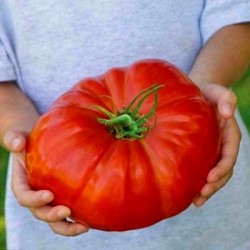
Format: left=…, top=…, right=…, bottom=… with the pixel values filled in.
left=12, top=138, right=22, bottom=148
left=41, top=192, right=52, bottom=202
left=222, top=104, right=232, bottom=116
left=196, top=197, right=207, bottom=207
left=57, top=209, right=70, bottom=218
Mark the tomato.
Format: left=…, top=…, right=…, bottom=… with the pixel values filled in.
left=26, top=59, right=221, bottom=231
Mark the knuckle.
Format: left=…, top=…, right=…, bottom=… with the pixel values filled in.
left=30, top=209, right=41, bottom=220
left=230, top=162, right=236, bottom=170
left=49, top=224, right=59, bottom=234
left=238, top=128, right=242, bottom=140
left=220, top=171, right=233, bottom=188
left=30, top=208, right=46, bottom=222
left=208, top=185, right=216, bottom=195
left=16, top=196, right=26, bottom=207
left=49, top=224, right=71, bottom=237
left=31, top=209, right=51, bottom=222
left=228, top=169, right=234, bottom=179
left=231, top=158, right=237, bottom=167
left=11, top=181, right=18, bottom=197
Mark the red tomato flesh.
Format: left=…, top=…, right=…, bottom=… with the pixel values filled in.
left=26, top=59, right=221, bottom=231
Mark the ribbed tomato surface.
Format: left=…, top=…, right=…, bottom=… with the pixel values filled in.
left=26, top=59, right=221, bottom=231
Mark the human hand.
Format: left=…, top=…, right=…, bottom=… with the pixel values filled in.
left=192, top=83, right=241, bottom=206
left=3, top=130, right=89, bottom=236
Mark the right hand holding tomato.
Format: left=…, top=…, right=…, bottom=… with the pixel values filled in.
left=3, top=130, right=89, bottom=236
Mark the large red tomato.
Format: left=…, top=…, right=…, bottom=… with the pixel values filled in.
left=26, top=59, right=221, bottom=231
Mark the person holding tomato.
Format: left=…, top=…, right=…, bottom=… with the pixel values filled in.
left=0, top=1, right=250, bottom=249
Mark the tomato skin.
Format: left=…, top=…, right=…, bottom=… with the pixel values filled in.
left=26, top=59, right=221, bottom=231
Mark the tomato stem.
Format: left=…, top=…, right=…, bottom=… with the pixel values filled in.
left=94, top=84, right=163, bottom=139
left=98, top=114, right=132, bottom=127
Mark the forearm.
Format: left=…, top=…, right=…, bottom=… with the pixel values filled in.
left=0, top=81, right=39, bottom=147
left=189, top=23, right=250, bottom=86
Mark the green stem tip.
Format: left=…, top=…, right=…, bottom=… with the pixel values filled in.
left=93, top=83, right=163, bottom=140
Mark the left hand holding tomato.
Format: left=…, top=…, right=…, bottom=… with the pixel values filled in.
left=3, top=130, right=89, bottom=236
left=192, top=82, right=241, bottom=206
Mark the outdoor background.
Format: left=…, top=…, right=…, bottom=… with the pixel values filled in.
left=0, top=71, right=249, bottom=249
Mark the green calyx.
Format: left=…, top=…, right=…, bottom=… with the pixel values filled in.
left=93, top=84, right=163, bottom=140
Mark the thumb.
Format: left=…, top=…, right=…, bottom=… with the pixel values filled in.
left=3, top=131, right=27, bottom=152
left=200, top=83, right=237, bottom=118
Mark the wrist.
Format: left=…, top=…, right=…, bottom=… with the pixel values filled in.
left=0, top=83, right=39, bottom=146
left=188, top=71, right=231, bottom=90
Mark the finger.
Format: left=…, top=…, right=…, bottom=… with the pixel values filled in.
left=3, top=131, right=27, bottom=152
left=12, top=157, right=54, bottom=207
left=193, top=170, right=233, bottom=207
left=49, top=220, right=89, bottom=236
left=201, top=170, right=233, bottom=198
left=217, top=89, right=237, bottom=118
left=192, top=196, right=207, bottom=207
left=207, top=117, right=241, bottom=182
left=30, top=205, right=71, bottom=223
left=200, top=83, right=237, bottom=118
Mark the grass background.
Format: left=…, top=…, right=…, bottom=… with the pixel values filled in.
left=0, top=146, right=8, bottom=250
left=0, top=71, right=249, bottom=249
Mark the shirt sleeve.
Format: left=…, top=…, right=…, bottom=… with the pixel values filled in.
left=0, top=38, right=16, bottom=82
left=200, top=0, right=250, bottom=44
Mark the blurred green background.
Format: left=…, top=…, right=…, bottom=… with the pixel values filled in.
left=0, top=71, right=249, bottom=249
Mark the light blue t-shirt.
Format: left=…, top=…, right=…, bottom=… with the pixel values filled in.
left=1, top=1, right=250, bottom=249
